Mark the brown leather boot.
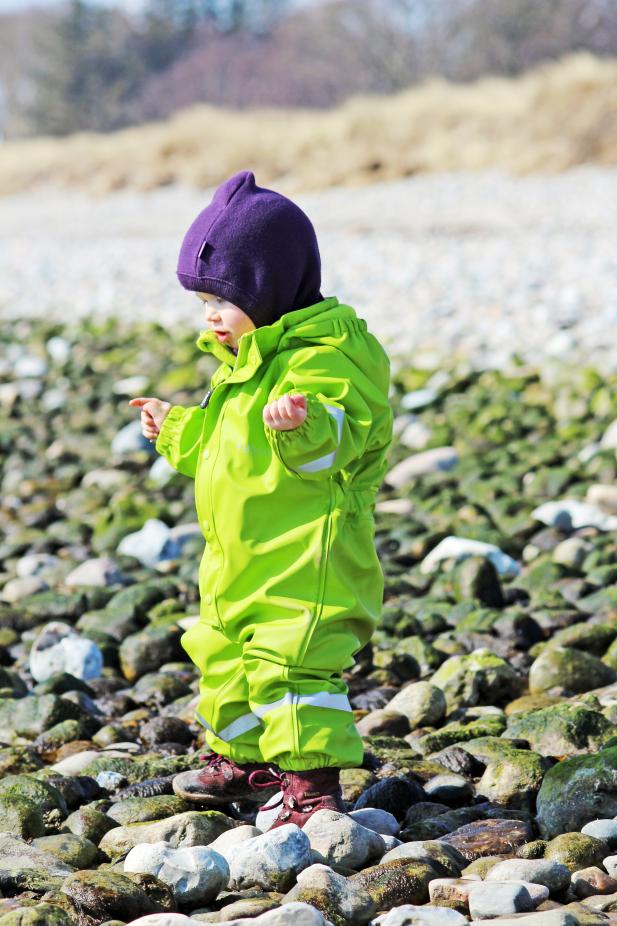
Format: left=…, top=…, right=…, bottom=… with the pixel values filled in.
left=262, top=767, right=347, bottom=829
left=172, top=753, right=281, bottom=804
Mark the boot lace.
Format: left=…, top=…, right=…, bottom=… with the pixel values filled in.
left=247, top=767, right=287, bottom=812
left=198, top=753, right=235, bottom=775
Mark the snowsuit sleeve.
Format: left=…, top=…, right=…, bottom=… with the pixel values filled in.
left=155, top=405, right=205, bottom=479
left=263, top=346, right=375, bottom=481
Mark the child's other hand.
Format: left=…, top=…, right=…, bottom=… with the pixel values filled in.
left=128, top=396, right=172, bottom=441
left=263, top=393, right=307, bottom=431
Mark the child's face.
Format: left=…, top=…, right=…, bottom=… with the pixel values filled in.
left=197, top=292, right=256, bottom=354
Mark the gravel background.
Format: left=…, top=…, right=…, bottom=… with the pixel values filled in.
left=1, top=165, right=616, bottom=371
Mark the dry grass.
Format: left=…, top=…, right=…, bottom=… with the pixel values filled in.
left=1, top=52, right=616, bottom=197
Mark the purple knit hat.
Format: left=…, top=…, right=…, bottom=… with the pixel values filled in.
left=177, top=170, right=324, bottom=328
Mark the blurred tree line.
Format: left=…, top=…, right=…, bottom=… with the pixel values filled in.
left=0, top=0, right=616, bottom=139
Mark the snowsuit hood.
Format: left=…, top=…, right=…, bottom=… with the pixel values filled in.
left=177, top=170, right=324, bottom=328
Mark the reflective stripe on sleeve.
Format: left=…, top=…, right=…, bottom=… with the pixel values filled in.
left=296, top=404, right=345, bottom=473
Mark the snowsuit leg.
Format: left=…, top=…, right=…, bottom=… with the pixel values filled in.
left=180, top=621, right=263, bottom=765
left=241, top=608, right=366, bottom=771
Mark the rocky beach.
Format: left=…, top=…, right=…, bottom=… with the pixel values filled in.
left=0, top=167, right=617, bottom=925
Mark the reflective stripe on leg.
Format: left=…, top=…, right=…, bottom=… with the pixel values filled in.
left=197, top=709, right=262, bottom=742
left=252, top=690, right=353, bottom=719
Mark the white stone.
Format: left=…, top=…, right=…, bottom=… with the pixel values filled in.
left=64, top=556, right=126, bottom=587
left=468, top=880, right=549, bottom=918
left=255, top=789, right=284, bottom=832
left=112, top=419, right=150, bottom=454
left=420, top=535, right=521, bottom=576
left=400, top=419, right=432, bottom=450
left=0, top=575, right=48, bottom=602
left=381, top=835, right=403, bottom=851
left=485, top=858, right=570, bottom=893
left=207, top=824, right=262, bottom=853
left=16, top=553, right=60, bottom=578
left=224, top=903, right=330, bottom=925
left=125, top=916, right=194, bottom=926
left=401, top=388, right=438, bottom=410
left=114, top=374, right=149, bottom=395
left=603, top=854, right=617, bottom=878
left=15, top=353, right=48, bottom=377
left=374, top=498, right=415, bottom=516
left=532, top=499, right=617, bottom=532
left=149, top=455, right=178, bottom=485
left=29, top=621, right=103, bottom=682
left=46, top=335, right=72, bottom=365
left=586, top=484, right=617, bottom=514
left=81, top=468, right=129, bottom=490
left=51, top=750, right=101, bottom=776
left=223, top=822, right=312, bottom=892
left=601, top=418, right=617, bottom=450
left=348, top=808, right=400, bottom=836
left=117, top=517, right=181, bottom=568
left=371, top=904, right=469, bottom=925
left=385, top=447, right=459, bottom=488
left=124, top=841, right=229, bottom=904
left=301, top=809, right=386, bottom=869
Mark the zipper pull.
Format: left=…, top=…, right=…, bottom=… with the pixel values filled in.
left=200, top=386, right=215, bottom=409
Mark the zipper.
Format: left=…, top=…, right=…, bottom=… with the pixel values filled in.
left=200, top=386, right=215, bottom=409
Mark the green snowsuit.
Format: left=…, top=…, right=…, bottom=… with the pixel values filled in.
left=155, top=296, right=393, bottom=770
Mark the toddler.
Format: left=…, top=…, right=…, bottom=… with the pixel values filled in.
left=129, top=170, right=393, bottom=829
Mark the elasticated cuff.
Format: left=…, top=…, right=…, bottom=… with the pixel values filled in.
left=155, top=405, right=187, bottom=458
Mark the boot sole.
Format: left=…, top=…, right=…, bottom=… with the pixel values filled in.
left=172, top=780, right=280, bottom=804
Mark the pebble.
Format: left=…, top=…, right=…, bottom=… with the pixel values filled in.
left=224, top=823, right=312, bottom=892
left=485, top=858, right=571, bottom=893
left=467, top=880, right=550, bottom=918
left=348, top=808, right=400, bottom=836
left=64, top=556, right=127, bottom=587
left=302, top=809, right=386, bottom=869
left=582, top=820, right=617, bottom=848
left=124, top=841, right=229, bottom=904
left=385, top=447, right=459, bottom=488
left=371, top=906, right=469, bottom=926
left=420, top=536, right=521, bottom=577
left=29, top=622, right=103, bottom=683
left=117, top=518, right=182, bottom=567
left=283, top=862, right=376, bottom=924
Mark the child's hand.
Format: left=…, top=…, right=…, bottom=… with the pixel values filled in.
left=128, top=396, right=172, bottom=442
left=263, top=393, right=307, bottom=431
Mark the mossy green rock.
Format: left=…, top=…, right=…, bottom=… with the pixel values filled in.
left=106, top=794, right=191, bottom=825
left=63, top=804, right=117, bottom=843
left=543, top=832, right=609, bottom=872
left=476, top=749, right=549, bottom=810
left=98, top=809, right=237, bottom=860
left=350, top=858, right=447, bottom=908
left=60, top=870, right=168, bottom=922
left=505, top=702, right=615, bottom=756
left=430, top=649, right=521, bottom=711
left=31, top=834, right=98, bottom=868
left=119, top=624, right=183, bottom=683
left=537, top=746, right=617, bottom=838
left=529, top=645, right=616, bottom=694
left=414, top=714, right=506, bottom=755
left=0, top=696, right=86, bottom=742
left=545, top=620, right=617, bottom=656
left=0, top=747, right=44, bottom=776
left=0, top=904, right=75, bottom=925
left=0, top=776, right=68, bottom=829
left=0, top=796, right=45, bottom=840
